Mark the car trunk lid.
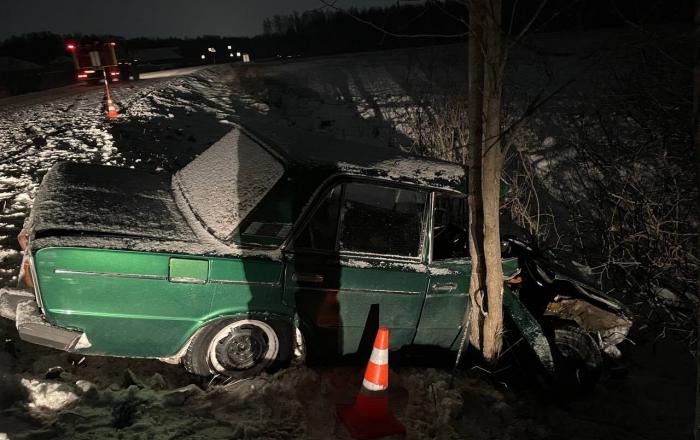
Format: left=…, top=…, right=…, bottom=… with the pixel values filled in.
left=29, top=162, right=194, bottom=242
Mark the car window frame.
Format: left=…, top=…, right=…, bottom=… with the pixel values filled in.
left=428, top=190, right=471, bottom=265
left=289, top=180, right=345, bottom=255
left=284, top=175, right=432, bottom=263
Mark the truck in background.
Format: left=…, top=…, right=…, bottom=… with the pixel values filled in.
left=65, top=40, right=138, bottom=84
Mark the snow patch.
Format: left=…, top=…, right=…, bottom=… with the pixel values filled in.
left=0, top=250, right=19, bottom=261
left=342, top=259, right=374, bottom=269
left=429, top=267, right=459, bottom=276
left=21, top=378, right=79, bottom=410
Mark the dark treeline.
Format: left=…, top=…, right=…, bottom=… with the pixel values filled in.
left=255, top=0, right=691, bottom=57
left=0, top=0, right=691, bottom=67
left=258, top=2, right=467, bottom=57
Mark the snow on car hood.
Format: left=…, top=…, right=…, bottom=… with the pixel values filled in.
left=172, top=128, right=284, bottom=241
left=29, top=162, right=195, bottom=241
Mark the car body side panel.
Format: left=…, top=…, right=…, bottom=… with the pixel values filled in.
left=208, top=258, right=291, bottom=318
left=414, top=259, right=470, bottom=348
left=35, top=248, right=209, bottom=357
left=286, top=253, right=427, bottom=354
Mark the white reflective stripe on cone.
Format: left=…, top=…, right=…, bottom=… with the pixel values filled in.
left=369, top=348, right=388, bottom=365
left=362, top=378, right=387, bottom=391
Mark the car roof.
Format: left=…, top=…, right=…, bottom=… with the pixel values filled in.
left=241, top=122, right=466, bottom=193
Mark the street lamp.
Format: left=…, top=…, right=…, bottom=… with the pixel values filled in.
left=207, top=47, right=217, bottom=64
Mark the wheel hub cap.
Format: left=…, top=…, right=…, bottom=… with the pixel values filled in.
left=216, top=327, right=267, bottom=370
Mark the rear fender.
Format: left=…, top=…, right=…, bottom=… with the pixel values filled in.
left=161, top=311, right=294, bottom=364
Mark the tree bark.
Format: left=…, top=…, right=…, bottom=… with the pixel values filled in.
left=463, top=0, right=505, bottom=362
left=693, top=0, right=699, bottom=438
left=479, top=0, right=505, bottom=361
left=467, top=0, right=487, bottom=350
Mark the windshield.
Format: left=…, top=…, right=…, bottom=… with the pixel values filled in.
left=173, top=128, right=284, bottom=241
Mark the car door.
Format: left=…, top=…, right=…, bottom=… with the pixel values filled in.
left=414, top=192, right=471, bottom=350
left=283, top=180, right=430, bottom=355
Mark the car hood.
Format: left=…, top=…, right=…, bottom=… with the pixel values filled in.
left=29, top=162, right=195, bottom=242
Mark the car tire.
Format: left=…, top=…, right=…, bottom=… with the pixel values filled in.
left=551, top=322, right=603, bottom=394
left=183, top=317, right=292, bottom=378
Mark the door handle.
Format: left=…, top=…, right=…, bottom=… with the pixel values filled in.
left=293, top=273, right=325, bottom=284
left=431, top=282, right=457, bottom=292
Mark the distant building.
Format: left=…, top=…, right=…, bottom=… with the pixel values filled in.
left=133, top=47, right=184, bottom=71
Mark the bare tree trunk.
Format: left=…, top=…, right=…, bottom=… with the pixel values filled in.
left=464, top=0, right=505, bottom=362
left=479, top=0, right=505, bottom=361
left=467, top=0, right=487, bottom=350
left=694, top=0, right=700, bottom=438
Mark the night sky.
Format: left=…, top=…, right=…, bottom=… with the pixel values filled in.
left=0, top=0, right=397, bottom=40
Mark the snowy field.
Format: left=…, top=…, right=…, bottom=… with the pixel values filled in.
left=0, top=31, right=695, bottom=439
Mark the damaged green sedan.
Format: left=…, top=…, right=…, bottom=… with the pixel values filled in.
left=0, top=124, right=632, bottom=383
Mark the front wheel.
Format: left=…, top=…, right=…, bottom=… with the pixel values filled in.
left=183, top=318, right=290, bottom=378
left=551, top=323, right=603, bottom=394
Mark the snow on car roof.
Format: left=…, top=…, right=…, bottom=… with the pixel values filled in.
left=242, top=122, right=466, bottom=192
left=173, top=128, right=284, bottom=241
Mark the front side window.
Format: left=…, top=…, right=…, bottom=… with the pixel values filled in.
left=432, top=193, right=469, bottom=261
left=339, top=182, right=427, bottom=257
left=294, top=185, right=342, bottom=251
left=294, top=181, right=428, bottom=258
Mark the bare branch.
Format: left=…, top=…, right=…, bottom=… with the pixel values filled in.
left=610, top=0, right=687, bottom=67
left=318, top=0, right=469, bottom=39
left=506, top=0, right=521, bottom=36
left=509, top=0, right=548, bottom=47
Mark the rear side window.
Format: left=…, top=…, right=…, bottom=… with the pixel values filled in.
left=339, top=183, right=427, bottom=257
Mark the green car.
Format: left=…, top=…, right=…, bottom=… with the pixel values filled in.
left=0, top=124, right=631, bottom=383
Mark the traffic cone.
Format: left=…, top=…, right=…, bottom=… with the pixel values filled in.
left=337, top=327, right=405, bottom=440
left=106, top=94, right=118, bottom=118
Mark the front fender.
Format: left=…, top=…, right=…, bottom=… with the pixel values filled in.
left=504, top=287, right=555, bottom=374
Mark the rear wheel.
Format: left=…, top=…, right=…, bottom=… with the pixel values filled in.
left=551, top=323, right=603, bottom=394
left=184, top=318, right=289, bottom=378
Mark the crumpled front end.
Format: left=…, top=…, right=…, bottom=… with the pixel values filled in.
left=502, top=236, right=634, bottom=364
left=544, top=293, right=632, bottom=358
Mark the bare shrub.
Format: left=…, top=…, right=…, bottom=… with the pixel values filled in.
left=401, top=38, right=697, bottom=343
left=402, top=95, right=470, bottom=164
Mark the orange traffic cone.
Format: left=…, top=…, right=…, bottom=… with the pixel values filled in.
left=106, top=94, right=118, bottom=118
left=337, top=327, right=405, bottom=439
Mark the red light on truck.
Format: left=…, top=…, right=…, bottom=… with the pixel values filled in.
left=66, top=44, right=76, bottom=51
left=109, top=42, right=116, bottom=47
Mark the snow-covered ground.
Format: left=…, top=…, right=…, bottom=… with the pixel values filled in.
left=0, top=30, right=694, bottom=439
